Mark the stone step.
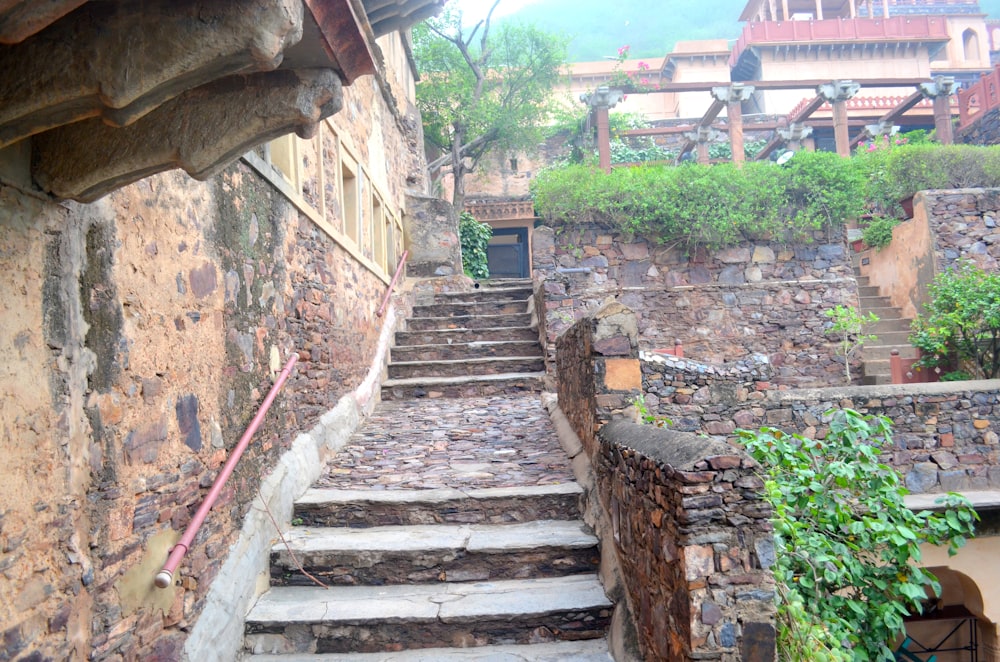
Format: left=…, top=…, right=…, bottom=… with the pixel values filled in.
left=244, top=574, right=613, bottom=655
left=856, top=275, right=870, bottom=287
left=245, top=639, right=613, bottom=661
left=862, top=373, right=893, bottom=386
left=406, top=313, right=533, bottom=332
left=863, top=344, right=919, bottom=360
left=858, top=285, right=881, bottom=297
left=390, top=340, right=542, bottom=363
left=858, top=295, right=892, bottom=309
left=863, top=306, right=908, bottom=320
left=430, top=286, right=534, bottom=304
left=387, top=356, right=545, bottom=380
left=869, top=330, right=912, bottom=345
left=872, top=318, right=913, bottom=333
left=863, top=358, right=891, bottom=377
left=414, top=300, right=530, bottom=319
left=270, top=520, right=600, bottom=586
left=293, top=484, right=584, bottom=528
left=396, top=327, right=538, bottom=347
left=381, top=373, right=545, bottom=400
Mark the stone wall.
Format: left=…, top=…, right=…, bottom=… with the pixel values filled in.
left=534, top=223, right=859, bottom=388
left=958, top=107, right=1000, bottom=146
left=556, top=303, right=775, bottom=661
left=0, top=51, right=422, bottom=660
left=597, top=421, right=776, bottom=662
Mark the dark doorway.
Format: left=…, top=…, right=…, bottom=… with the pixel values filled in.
left=487, top=227, right=529, bottom=278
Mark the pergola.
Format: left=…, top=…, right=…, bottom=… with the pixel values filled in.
left=581, top=76, right=957, bottom=172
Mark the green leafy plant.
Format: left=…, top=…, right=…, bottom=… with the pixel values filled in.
left=459, top=211, right=493, bottom=280
left=910, top=260, right=1000, bottom=379
left=630, top=393, right=672, bottom=427
left=739, top=410, right=977, bottom=662
left=860, top=215, right=899, bottom=251
left=825, top=305, right=879, bottom=384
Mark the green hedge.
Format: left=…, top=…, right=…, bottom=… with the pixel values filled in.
left=531, top=144, right=1000, bottom=250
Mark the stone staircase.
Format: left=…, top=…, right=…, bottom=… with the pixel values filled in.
left=381, top=280, right=546, bottom=400
left=241, top=280, right=614, bottom=660
left=854, top=262, right=917, bottom=386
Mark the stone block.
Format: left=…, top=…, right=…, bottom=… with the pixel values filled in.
left=603, top=359, right=641, bottom=391
left=685, top=544, right=715, bottom=581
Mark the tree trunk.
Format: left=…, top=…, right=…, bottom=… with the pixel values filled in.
left=450, top=137, right=466, bottom=211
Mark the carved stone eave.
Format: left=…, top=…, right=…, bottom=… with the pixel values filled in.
left=32, top=69, right=344, bottom=202
left=0, top=0, right=445, bottom=202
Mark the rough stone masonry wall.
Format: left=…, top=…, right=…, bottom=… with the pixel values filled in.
left=556, top=303, right=775, bottom=661
left=0, top=76, right=417, bottom=662
left=534, top=223, right=859, bottom=388
left=597, top=421, right=776, bottom=662
left=637, top=350, right=1000, bottom=495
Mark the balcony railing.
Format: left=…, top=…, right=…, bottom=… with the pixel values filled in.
left=730, top=16, right=950, bottom=70
left=957, top=64, right=1000, bottom=130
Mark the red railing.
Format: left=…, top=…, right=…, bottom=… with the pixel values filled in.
left=155, top=354, right=299, bottom=589
left=376, top=249, right=408, bottom=318
left=730, top=16, right=949, bottom=69
left=958, top=64, right=1000, bottom=130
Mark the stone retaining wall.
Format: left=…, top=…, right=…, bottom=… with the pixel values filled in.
left=534, top=223, right=858, bottom=388
left=556, top=303, right=775, bottom=661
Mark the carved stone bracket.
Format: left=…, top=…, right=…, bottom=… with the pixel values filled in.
left=33, top=69, right=343, bottom=202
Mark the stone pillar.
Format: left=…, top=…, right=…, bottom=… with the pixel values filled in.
left=712, top=84, right=755, bottom=165
left=862, top=120, right=899, bottom=146
left=818, top=80, right=860, bottom=157
left=582, top=86, right=624, bottom=174
left=919, top=76, right=957, bottom=146
left=683, top=127, right=721, bottom=165
left=776, top=123, right=813, bottom=152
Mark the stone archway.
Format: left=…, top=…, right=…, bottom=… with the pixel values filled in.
left=909, top=539, right=1000, bottom=661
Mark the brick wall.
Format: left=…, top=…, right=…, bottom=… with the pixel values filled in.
left=534, top=223, right=858, bottom=388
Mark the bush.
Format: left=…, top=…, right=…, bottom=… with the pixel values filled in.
left=459, top=212, right=492, bottom=279
left=531, top=151, right=864, bottom=249
left=860, top=215, right=899, bottom=250
left=910, top=260, right=1000, bottom=378
left=739, top=410, right=977, bottom=662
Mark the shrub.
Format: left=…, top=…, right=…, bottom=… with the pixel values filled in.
left=910, top=260, right=1000, bottom=378
left=860, top=215, right=899, bottom=250
left=739, top=410, right=977, bottom=662
left=825, top=305, right=879, bottom=383
left=459, top=211, right=492, bottom=279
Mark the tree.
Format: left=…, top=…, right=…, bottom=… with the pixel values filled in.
left=825, top=305, right=879, bottom=384
left=739, top=410, right=977, bottom=661
left=412, top=1, right=568, bottom=210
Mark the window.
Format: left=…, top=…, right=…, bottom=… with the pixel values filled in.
left=268, top=134, right=301, bottom=188
left=341, top=155, right=359, bottom=244
left=964, top=28, right=980, bottom=62
left=373, top=195, right=386, bottom=271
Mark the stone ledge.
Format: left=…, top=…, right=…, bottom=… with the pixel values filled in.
left=765, top=378, right=1000, bottom=403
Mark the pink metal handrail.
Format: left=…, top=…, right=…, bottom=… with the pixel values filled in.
left=154, top=354, right=299, bottom=589
left=376, top=249, right=408, bottom=317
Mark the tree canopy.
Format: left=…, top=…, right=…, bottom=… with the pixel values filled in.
left=413, top=1, right=568, bottom=209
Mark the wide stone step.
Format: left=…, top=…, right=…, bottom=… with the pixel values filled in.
left=396, top=327, right=538, bottom=346
left=381, top=373, right=545, bottom=400
left=406, top=313, right=533, bottom=332
left=871, top=330, right=912, bottom=345
left=270, top=520, right=600, bottom=586
left=858, top=285, right=882, bottom=297
left=856, top=275, right=870, bottom=287
left=414, top=300, right=530, bottom=319
left=428, top=286, right=534, bottom=305
left=294, top=484, right=584, bottom=528
left=390, top=340, right=542, bottom=363
left=863, top=358, right=891, bottom=377
left=244, top=639, right=613, bottom=661
left=387, top=356, right=545, bottom=380
left=244, top=575, right=612, bottom=655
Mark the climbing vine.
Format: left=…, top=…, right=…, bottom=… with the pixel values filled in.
left=459, top=211, right=492, bottom=280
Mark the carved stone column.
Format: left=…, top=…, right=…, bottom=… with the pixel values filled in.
left=777, top=123, right=813, bottom=152
left=711, top=84, right=755, bottom=165
left=919, top=76, right=957, bottom=146
left=818, top=80, right=860, bottom=157
left=682, top=127, right=721, bottom=165
left=582, top=86, right=624, bottom=174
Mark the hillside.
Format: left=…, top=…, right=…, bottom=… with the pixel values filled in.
left=494, top=0, right=1000, bottom=62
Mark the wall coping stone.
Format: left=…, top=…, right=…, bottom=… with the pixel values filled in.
left=599, top=419, right=747, bottom=472
left=764, top=378, right=1000, bottom=404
